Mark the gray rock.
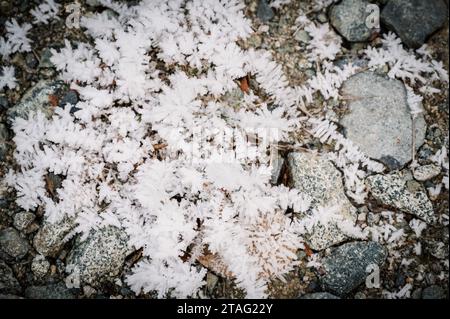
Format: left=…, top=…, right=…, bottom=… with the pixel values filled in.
left=335, top=57, right=368, bottom=69
left=25, top=52, right=38, bottom=69
left=417, top=144, right=437, bottom=164
left=256, top=0, right=274, bottom=22
left=13, top=212, right=35, bottom=231
left=31, top=255, right=50, bottom=278
left=38, top=48, right=54, bottom=69
left=316, top=13, right=328, bottom=24
left=425, top=241, right=448, bottom=260
left=411, top=288, right=422, bottom=299
left=0, top=96, right=9, bottom=110
left=59, top=90, right=80, bottom=114
left=0, top=123, right=9, bottom=160
left=366, top=171, right=435, bottom=224
left=422, top=285, right=447, bottom=299
left=287, top=152, right=357, bottom=250
left=354, top=291, right=367, bottom=299
left=413, top=164, right=441, bottom=181
left=0, top=260, right=21, bottom=294
left=329, top=0, right=378, bottom=42
left=367, top=212, right=380, bottom=226
left=247, top=33, right=262, bottom=47
left=66, top=226, right=129, bottom=286
left=295, top=30, right=311, bottom=43
left=59, top=90, right=79, bottom=107
left=394, top=271, right=406, bottom=288
left=340, top=72, right=426, bottom=167
left=381, top=0, right=447, bottom=49
left=7, top=80, right=64, bottom=122
left=319, top=241, right=387, bottom=296
left=424, top=273, right=436, bottom=285
left=426, top=125, right=444, bottom=148
left=25, top=283, right=74, bottom=299
left=86, top=0, right=102, bottom=7
left=379, top=156, right=403, bottom=171
left=300, top=292, right=340, bottom=299
left=206, top=273, right=219, bottom=292
left=0, top=227, right=30, bottom=259
left=33, top=217, right=75, bottom=257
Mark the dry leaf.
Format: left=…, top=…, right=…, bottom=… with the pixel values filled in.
left=48, top=94, right=59, bottom=107
left=153, top=143, right=168, bottom=150
left=303, top=243, right=313, bottom=257
left=45, top=174, right=56, bottom=197
left=238, top=75, right=250, bottom=94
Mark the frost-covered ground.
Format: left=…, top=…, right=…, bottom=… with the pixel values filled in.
left=0, top=0, right=448, bottom=299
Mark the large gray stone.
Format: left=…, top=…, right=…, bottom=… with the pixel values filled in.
left=287, top=152, right=357, bottom=251
left=366, top=171, right=435, bottom=224
left=340, top=72, right=426, bottom=167
left=6, top=80, right=64, bottom=122
left=0, top=260, right=21, bottom=294
left=319, top=241, right=387, bottom=296
left=329, top=0, right=378, bottom=42
left=0, top=227, right=30, bottom=259
left=33, top=217, right=75, bottom=257
left=66, top=226, right=129, bottom=286
left=381, top=0, right=447, bottom=49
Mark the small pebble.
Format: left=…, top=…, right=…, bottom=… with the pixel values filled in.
left=316, top=13, right=328, bottom=23
left=25, top=52, right=38, bottom=69
left=256, top=0, right=274, bottom=22
left=0, top=96, right=9, bottom=110
left=13, top=212, right=35, bottom=232
left=31, top=255, right=50, bottom=278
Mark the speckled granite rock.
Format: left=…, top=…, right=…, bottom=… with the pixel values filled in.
left=366, top=171, right=435, bottom=224
left=13, top=212, right=35, bottom=231
left=31, top=255, right=50, bottom=278
left=413, top=164, right=441, bottom=181
left=287, top=152, right=357, bottom=251
left=65, top=226, right=129, bottom=286
left=33, top=217, right=75, bottom=257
